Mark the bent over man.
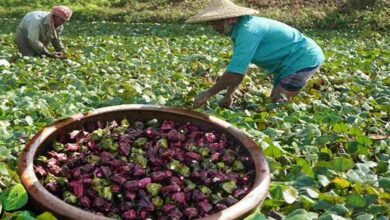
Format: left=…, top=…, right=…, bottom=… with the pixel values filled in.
left=187, top=0, right=325, bottom=108
left=14, top=6, right=72, bottom=58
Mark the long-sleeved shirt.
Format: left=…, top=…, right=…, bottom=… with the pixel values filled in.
left=227, top=16, right=325, bottom=86
left=15, top=11, right=65, bottom=55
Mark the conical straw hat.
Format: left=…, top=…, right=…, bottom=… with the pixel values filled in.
left=186, top=0, right=258, bottom=23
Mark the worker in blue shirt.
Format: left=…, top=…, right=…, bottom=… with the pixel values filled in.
left=187, top=0, right=325, bottom=108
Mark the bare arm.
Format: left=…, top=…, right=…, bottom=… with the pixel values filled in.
left=194, top=72, right=244, bottom=108
left=52, top=37, right=65, bottom=52
left=219, top=77, right=242, bottom=108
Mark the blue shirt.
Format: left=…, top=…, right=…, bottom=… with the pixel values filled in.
left=227, top=16, right=325, bottom=85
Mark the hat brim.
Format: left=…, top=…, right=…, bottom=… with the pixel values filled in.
left=185, top=7, right=258, bottom=23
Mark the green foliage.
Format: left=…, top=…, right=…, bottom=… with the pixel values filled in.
left=1, top=210, right=36, bottom=220
left=0, top=0, right=388, bottom=30
left=36, top=212, right=57, bottom=220
left=0, top=184, right=28, bottom=211
left=346, top=194, right=366, bottom=208
left=378, top=178, right=390, bottom=193
left=0, top=18, right=389, bottom=219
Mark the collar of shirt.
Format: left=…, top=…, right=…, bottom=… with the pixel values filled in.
left=231, top=15, right=250, bottom=40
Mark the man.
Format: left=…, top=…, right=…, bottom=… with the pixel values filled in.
left=187, top=0, right=325, bottom=108
left=14, top=6, right=73, bottom=58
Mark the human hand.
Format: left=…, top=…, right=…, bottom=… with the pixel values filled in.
left=55, top=51, right=68, bottom=59
left=47, top=51, right=63, bottom=58
left=194, top=91, right=211, bottom=108
left=57, top=51, right=67, bottom=59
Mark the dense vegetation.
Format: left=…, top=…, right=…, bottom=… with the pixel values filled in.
left=0, top=0, right=389, bottom=30
left=0, top=0, right=389, bottom=219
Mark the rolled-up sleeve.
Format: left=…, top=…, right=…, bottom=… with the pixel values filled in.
left=227, top=29, right=263, bottom=74
left=27, top=24, right=45, bottom=53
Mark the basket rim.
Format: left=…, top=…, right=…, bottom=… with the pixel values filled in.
left=18, top=104, right=271, bottom=220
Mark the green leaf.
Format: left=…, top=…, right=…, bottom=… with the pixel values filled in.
left=346, top=193, right=366, bottom=208
left=24, top=116, right=34, bottom=126
left=283, top=186, right=299, bottom=204
left=356, top=135, right=373, bottom=146
left=0, top=184, right=28, bottom=211
left=286, top=209, right=318, bottom=220
left=295, top=176, right=315, bottom=187
left=299, top=195, right=316, bottom=209
left=313, top=200, right=332, bottom=211
left=0, top=121, right=11, bottom=139
left=0, top=146, right=11, bottom=161
left=221, top=181, right=236, bottom=194
left=367, top=204, right=387, bottom=215
left=328, top=204, right=349, bottom=216
left=146, top=183, right=162, bottom=197
left=318, top=175, right=331, bottom=187
left=346, top=170, right=363, bottom=183
left=318, top=191, right=345, bottom=204
left=318, top=213, right=347, bottom=220
left=37, top=211, right=57, bottom=220
left=347, top=127, right=364, bottom=136
left=244, top=212, right=267, bottom=220
left=356, top=214, right=374, bottom=220
left=264, top=145, right=282, bottom=158
left=296, top=158, right=314, bottom=177
left=330, top=157, right=354, bottom=172
left=378, top=177, right=390, bottom=193
left=267, top=160, right=282, bottom=172
left=0, top=162, right=9, bottom=175
left=306, top=188, right=319, bottom=198
left=262, top=127, right=285, bottom=138
left=16, top=215, right=37, bottom=220
left=332, top=177, right=350, bottom=188
left=2, top=211, right=36, bottom=220
left=333, top=123, right=349, bottom=133
left=7, top=167, right=21, bottom=183
left=270, top=186, right=283, bottom=200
